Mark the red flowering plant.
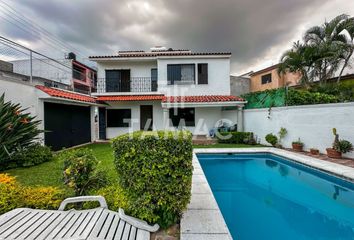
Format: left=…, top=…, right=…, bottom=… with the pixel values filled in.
left=0, top=94, right=42, bottom=169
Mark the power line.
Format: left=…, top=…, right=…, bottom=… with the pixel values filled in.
left=0, top=0, right=88, bottom=58
left=0, top=36, right=90, bottom=82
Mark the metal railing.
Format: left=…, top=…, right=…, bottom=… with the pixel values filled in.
left=94, top=77, right=158, bottom=93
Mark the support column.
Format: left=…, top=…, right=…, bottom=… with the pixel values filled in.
left=237, top=105, right=244, bottom=132
left=163, top=108, right=169, bottom=130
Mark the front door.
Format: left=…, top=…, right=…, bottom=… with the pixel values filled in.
left=140, top=105, right=153, bottom=130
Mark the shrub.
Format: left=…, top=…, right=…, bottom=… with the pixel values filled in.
left=217, top=132, right=255, bottom=144
left=85, top=184, right=130, bottom=211
left=265, top=133, right=278, bottom=146
left=7, top=144, right=53, bottom=169
left=112, top=131, right=193, bottom=228
left=60, top=148, right=108, bottom=196
left=287, top=89, right=339, bottom=106
left=0, top=94, right=42, bottom=169
left=0, top=173, right=64, bottom=214
left=333, top=140, right=353, bottom=153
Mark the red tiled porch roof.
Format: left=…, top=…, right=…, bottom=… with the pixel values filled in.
left=35, top=85, right=97, bottom=103
left=162, top=95, right=244, bottom=103
left=97, top=95, right=165, bottom=101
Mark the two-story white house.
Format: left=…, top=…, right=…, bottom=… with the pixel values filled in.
left=89, top=47, right=245, bottom=139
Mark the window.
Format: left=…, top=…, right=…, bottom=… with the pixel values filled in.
left=151, top=68, right=158, bottom=91
left=106, top=109, right=131, bottom=127
left=167, top=64, right=195, bottom=84
left=198, top=63, right=208, bottom=84
left=261, top=73, right=272, bottom=84
left=169, top=108, right=195, bottom=127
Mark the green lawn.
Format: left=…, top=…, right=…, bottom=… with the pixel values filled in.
left=4, top=143, right=116, bottom=188
left=4, top=142, right=263, bottom=188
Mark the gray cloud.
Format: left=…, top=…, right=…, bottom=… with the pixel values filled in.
left=1, top=0, right=354, bottom=73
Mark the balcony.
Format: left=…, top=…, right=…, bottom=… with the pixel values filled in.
left=94, top=77, right=158, bottom=93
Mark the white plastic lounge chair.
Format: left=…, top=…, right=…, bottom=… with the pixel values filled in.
left=0, top=196, right=159, bottom=240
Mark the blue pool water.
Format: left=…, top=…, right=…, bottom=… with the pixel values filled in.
left=198, top=153, right=354, bottom=240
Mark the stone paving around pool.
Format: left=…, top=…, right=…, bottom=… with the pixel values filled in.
left=180, top=152, right=232, bottom=240
left=285, top=148, right=354, bottom=168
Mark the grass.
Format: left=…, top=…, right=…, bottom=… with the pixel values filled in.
left=4, top=143, right=116, bottom=188
left=4, top=142, right=263, bottom=188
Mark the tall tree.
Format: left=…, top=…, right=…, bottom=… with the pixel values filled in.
left=279, top=14, right=354, bottom=85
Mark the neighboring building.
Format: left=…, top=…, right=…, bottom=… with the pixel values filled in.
left=89, top=47, right=245, bottom=139
left=230, top=71, right=252, bottom=96
left=249, top=64, right=301, bottom=92
left=0, top=60, right=70, bottom=90
left=10, top=53, right=97, bottom=94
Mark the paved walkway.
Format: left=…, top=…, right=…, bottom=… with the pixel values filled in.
left=286, top=149, right=354, bottom=168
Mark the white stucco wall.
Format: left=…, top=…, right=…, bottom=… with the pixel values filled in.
left=244, top=103, right=354, bottom=158
left=157, top=57, right=230, bottom=96
left=94, top=56, right=231, bottom=96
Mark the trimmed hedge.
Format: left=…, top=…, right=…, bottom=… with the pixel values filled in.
left=112, top=131, right=193, bottom=228
left=217, top=131, right=255, bottom=144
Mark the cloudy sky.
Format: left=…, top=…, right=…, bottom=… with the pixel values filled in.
left=1, top=0, right=354, bottom=74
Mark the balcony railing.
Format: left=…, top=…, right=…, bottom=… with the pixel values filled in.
left=94, top=77, right=158, bottom=93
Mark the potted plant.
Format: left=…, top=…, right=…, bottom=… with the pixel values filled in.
left=310, top=148, right=319, bottom=155
left=292, top=138, right=304, bottom=152
left=326, top=128, right=353, bottom=159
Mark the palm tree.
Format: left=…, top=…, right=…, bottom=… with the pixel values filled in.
left=336, top=17, right=354, bottom=82
left=279, top=14, right=354, bottom=85
left=304, top=14, right=350, bottom=83
left=278, top=42, right=319, bottom=85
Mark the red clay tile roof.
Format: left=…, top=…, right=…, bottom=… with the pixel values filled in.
left=162, top=95, right=244, bottom=103
left=89, top=52, right=231, bottom=59
left=35, top=85, right=97, bottom=103
left=97, top=95, right=165, bottom=101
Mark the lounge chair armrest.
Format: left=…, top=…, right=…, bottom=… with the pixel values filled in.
left=58, top=196, right=108, bottom=210
left=118, top=208, right=159, bottom=232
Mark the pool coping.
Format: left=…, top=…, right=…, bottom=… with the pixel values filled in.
left=180, top=147, right=354, bottom=240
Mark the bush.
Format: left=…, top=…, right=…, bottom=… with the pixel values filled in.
left=7, top=144, right=53, bottom=169
left=287, top=89, right=339, bottom=106
left=0, top=173, right=65, bottom=214
left=112, top=131, right=193, bottom=228
left=265, top=133, right=278, bottom=146
left=333, top=140, right=353, bottom=153
left=0, top=94, right=42, bottom=169
left=217, top=132, right=255, bottom=144
left=60, top=148, right=108, bottom=196
left=85, top=184, right=130, bottom=211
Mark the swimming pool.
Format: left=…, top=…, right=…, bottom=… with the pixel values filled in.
left=197, top=153, right=354, bottom=240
